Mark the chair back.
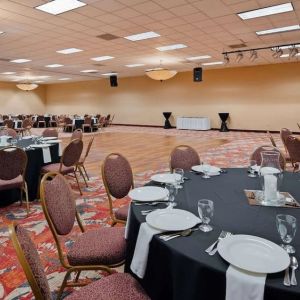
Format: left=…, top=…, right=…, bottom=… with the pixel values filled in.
left=3, top=119, right=14, bottom=129
left=42, top=129, right=58, bottom=138
left=84, top=116, right=92, bottom=125
left=3, top=115, right=9, bottom=120
left=82, top=136, right=94, bottom=163
left=9, top=223, right=51, bottom=300
left=0, top=147, right=27, bottom=180
left=280, top=128, right=292, bottom=153
left=17, top=115, right=24, bottom=120
left=286, top=136, right=300, bottom=163
left=267, top=131, right=277, bottom=147
left=1, top=128, right=17, bottom=138
left=106, top=114, right=111, bottom=121
left=102, top=153, right=134, bottom=199
left=71, top=129, right=83, bottom=141
left=62, top=139, right=83, bottom=167
left=64, top=117, right=72, bottom=125
left=250, top=145, right=286, bottom=170
left=22, top=118, right=32, bottom=129
left=170, top=145, right=200, bottom=171
left=37, top=116, right=45, bottom=122
left=99, top=116, right=106, bottom=125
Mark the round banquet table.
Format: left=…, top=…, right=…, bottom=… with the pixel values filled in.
left=0, top=138, right=60, bottom=206
left=125, top=169, right=300, bottom=300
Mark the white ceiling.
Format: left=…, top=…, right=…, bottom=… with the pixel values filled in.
left=0, top=0, right=299, bottom=84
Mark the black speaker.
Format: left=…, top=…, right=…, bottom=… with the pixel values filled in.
left=110, top=75, right=118, bottom=87
left=193, top=67, right=202, bottom=82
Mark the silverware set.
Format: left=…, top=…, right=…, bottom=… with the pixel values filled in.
left=159, top=228, right=199, bottom=241
left=205, top=231, right=232, bottom=256
left=284, top=256, right=298, bottom=286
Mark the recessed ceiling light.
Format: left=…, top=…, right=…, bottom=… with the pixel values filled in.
left=56, top=48, right=83, bottom=54
left=125, top=64, right=145, bottom=68
left=156, top=44, right=187, bottom=51
left=59, top=78, right=71, bottom=81
left=101, top=72, right=118, bottom=76
left=45, top=64, right=64, bottom=68
left=238, top=3, right=293, bottom=20
left=202, top=61, right=224, bottom=66
left=256, top=24, right=300, bottom=35
left=1, top=72, right=16, bottom=75
left=0, top=31, right=4, bottom=35
left=91, top=56, right=114, bottom=61
left=124, top=31, right=160, bottom=41
left=186, top=55, right=211, bottom=61
left=280, top=54, right=290, bottom=58
left=37, top=76, right=51, bottom=79
left=10, top=58, right=31, bottom=63
left=35, top=0, right=86, bottom=15
left=80, top=69, right=98, bottom=73
left=35, top=81, right=45, bottom=83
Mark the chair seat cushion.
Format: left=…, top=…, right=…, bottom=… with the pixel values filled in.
left=115, top=205, right=129, bottom=221
left=67, top=227, right=126, bottom=266
left=0, top=175, right=23, bottom=191
left=65, top=273, right=150, bottom=300
left=41, top=163, right=74, bottom=175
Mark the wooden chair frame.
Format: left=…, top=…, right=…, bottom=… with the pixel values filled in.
left=266, top=131, right=277, bottom=148
left=101, top=153, right=134, bottom=226
left=77, top=136, right=94, bottom=184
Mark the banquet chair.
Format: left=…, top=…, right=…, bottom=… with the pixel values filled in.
left=102, top=153, right=134, bottom=226
left=250, top=145, right=286, bottom=170
left=3, top=115, right=9, bottom=120
left=37, top=116, right=46, bottom=128
left=285, top=136, right=300, bottom=172
left=40, top=139, right=84, bottom=195
left=267, top=131, right=277, bottom=147
left=64, top=117, right=75, bottom=132
left=280, top=128, right=292, bottom=155
left=77, top=135, right=94, bottom=184
left=3, top=119, right=14, bottom=129
left=108, top=114, right=115, bottom=127
left=42, top=128, right=58, bottom=138
left=17, top=118, right=32, bottom=136
left=82, top=116, right=92, bottom=133
left=50, top=115, right=57, bottom=127
left=1, top=128, right=18, bottom=138
left=98, top=116, right=106, bottom=129
left=0, top=147, right=29, bottom=215
left=57, top=116, right=66, bottom=131
left=71, top=129, right=83, bottom=141
left=104, top=114, right=111, bottom=127
left=297, top=123, right=300, bottom=131
left=40, top=172, right=127, bottom=298
left=9, top=222, right=148, bottom=300
left=169, top=145, right=201, bottom=171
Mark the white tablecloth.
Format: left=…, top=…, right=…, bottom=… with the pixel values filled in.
left=176, top=117, right=211, bottom=130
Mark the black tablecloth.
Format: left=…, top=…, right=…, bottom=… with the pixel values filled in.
left=0, top=138, right=60, bottom=205
left=125, top=169, right=300, bottom=300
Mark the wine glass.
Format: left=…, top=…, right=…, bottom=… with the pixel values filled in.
left=202, top=163, right=211, bottom=179
left=165, top=183, right=177, bottom=208
left=248, top=159, right=257, bottom=178
left=276, top=214, right=297, bottom=254
left=198, top=199, right=214, bottom=232
left=174, top=168, right=184, bottom=189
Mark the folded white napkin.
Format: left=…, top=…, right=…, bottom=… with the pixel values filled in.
left=125, top=205, right=132, bottom=240
left=42, top=147, right=51, bottom=163
left=130, top=222, right=163, bottom=278
left=58, top=143, right=62, bottom=156
left=226, top=265, right=266, bottom=300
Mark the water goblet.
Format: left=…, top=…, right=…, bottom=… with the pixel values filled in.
left=276, top=214, right=297, bottom=254
left=165, top=183, right=177, bottom=208
left=198, top=199, right=214, bottom=232
left=174, top=168, right=184, bottom=189
left=248, top=160, right=257, bottom=178
left=202, top=163, right=211, bottom=179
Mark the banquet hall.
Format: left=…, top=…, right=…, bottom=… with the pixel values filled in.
left=0, top=0, right=300, bottom=299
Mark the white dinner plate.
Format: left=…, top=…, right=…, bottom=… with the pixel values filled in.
left=41, top=137, right=57, bottom=141
left=30, top=144, right=51, bottom=148
left=128, top=186, right=168, bottom=202
left=191, top=165, right=221, bottom=176
left=150, top=173, right=181, bottom=184
left=146, top=209, right=200, bottom=231
left=46, top=139, right=62, bottom=143
left=217, top=234, right=290, bottom=273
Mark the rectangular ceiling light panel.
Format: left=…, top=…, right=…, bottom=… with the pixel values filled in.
left=36, top=0, right=86, bottom=15
left=156, top=44, right=187, bottom=51
left=124, top=31, right=160, bottom=41
left=256, top=24, right=300, bottom=35
left=91, top=56, right=114, bottom=61
left=56, top=48, right=83, bottom=54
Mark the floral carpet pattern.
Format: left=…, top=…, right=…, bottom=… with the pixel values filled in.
left=0, top=127, right=288, bottom=299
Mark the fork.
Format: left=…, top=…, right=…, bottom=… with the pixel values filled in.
left=208, top=232, right=232, bottom=255
left=205, top=231, right=231, bottom=254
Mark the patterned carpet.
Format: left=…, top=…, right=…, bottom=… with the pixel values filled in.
left=0, top=127, right=288, bottom=300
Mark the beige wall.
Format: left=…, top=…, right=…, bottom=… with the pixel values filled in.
left=46, top=62, right=300, bottom=131
left=0, top=82, right=46, bottom=114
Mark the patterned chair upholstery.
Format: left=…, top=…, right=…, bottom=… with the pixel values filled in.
left=3, top=119, right=14, bottom=129
left=170, top=145, right=201, bottom=171
left=0, top=128, right=18, bottom=138
left=41, top=139, right=84, bottom=194
left=280, top=128, right=292, bottom=155
left=250, top=145, right=286, bottom=170
left=64, top=117, right=75, bottom=132
left=42, top=128, right=58, bottom=138
left=102, top=153, right=134, bottom=226
left=82, top=117, right=92, bottom=132
left=285, top=136, right=300, bottom=171
left=40, top=172, right=127, bottom=298
left=267, top=131, right=277, bottom=147
left=71, top=129, right=83, bottom=141
left=0, top=147, right=29, bottom=214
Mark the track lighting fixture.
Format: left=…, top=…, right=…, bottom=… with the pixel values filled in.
left=249, top=50, right=258, bottom=61
left=236, top=52, right=243, bottom=62
left=224, top=53, right=230, bottom=64
left=289, top=46, right=299, bottom=58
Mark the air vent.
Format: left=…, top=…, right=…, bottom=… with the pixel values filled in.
left=97, top=33, right=120, bottom=41
left=0, top=58, right=11, bottom=62
left=228, top=43, right=247, bottom=49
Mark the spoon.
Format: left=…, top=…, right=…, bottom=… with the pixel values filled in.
left=160, top=228, right=193, bottom=241
left=291, top=256, right=298, bottom=286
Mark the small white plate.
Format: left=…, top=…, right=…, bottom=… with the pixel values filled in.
left=129, top=186, right=168, bottom=202
left=30, top=144, right=51, bottom=148
left=191, top=165, right=221, bottom=176
left=46, top=139, right=62, bottom=143
left=217, top=234, right=290, bottom=273
left=146, top=209, right=200, bottom=231
left=150, top=173, right=181, bottom=184
left=41, top=137, right=57, bottom=141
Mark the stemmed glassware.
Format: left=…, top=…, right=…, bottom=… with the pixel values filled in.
left=202, top=163, right=211, bottom=179
left=165, top=183, right=177, bottom=208
left=248, top=159, right=257, bottom=178
left=173, top=168, right=184, bottom=189
left=276, top=214, right=297, bottom=254
left=198, top=199, right=214, bottom=232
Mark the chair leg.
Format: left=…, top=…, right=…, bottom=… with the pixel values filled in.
left=78, top=166, right=88, bottom=187
left=24, top=182, right=29, bottom=216
left=82, top=164, right=89, bottom=181
left=74, top=270, right=81, bottom=283
left=74, top=171, right=82, bottom=195
left=57, top=269, right=73, bottom=300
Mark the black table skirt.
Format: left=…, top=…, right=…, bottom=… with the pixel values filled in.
left=125, top=169, right=300, bottom=300
left=0, top=141, right=60, bottom=206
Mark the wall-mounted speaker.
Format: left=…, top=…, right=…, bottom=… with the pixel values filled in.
left=193, top=67, right=202, bottom=82
left=110, top=75, right=118, bottom=87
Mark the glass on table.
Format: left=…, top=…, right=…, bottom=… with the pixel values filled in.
left=248, top=159, right=257, bottom=178
left=165, top=183, right=177, bottom=208
left=173, top=168, right=184, bottom=189
left=276, top=214, right=297, bottom=254
left=198, top=199, right=214, bottom=232
left=202, top=163, right=211, bottom=179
